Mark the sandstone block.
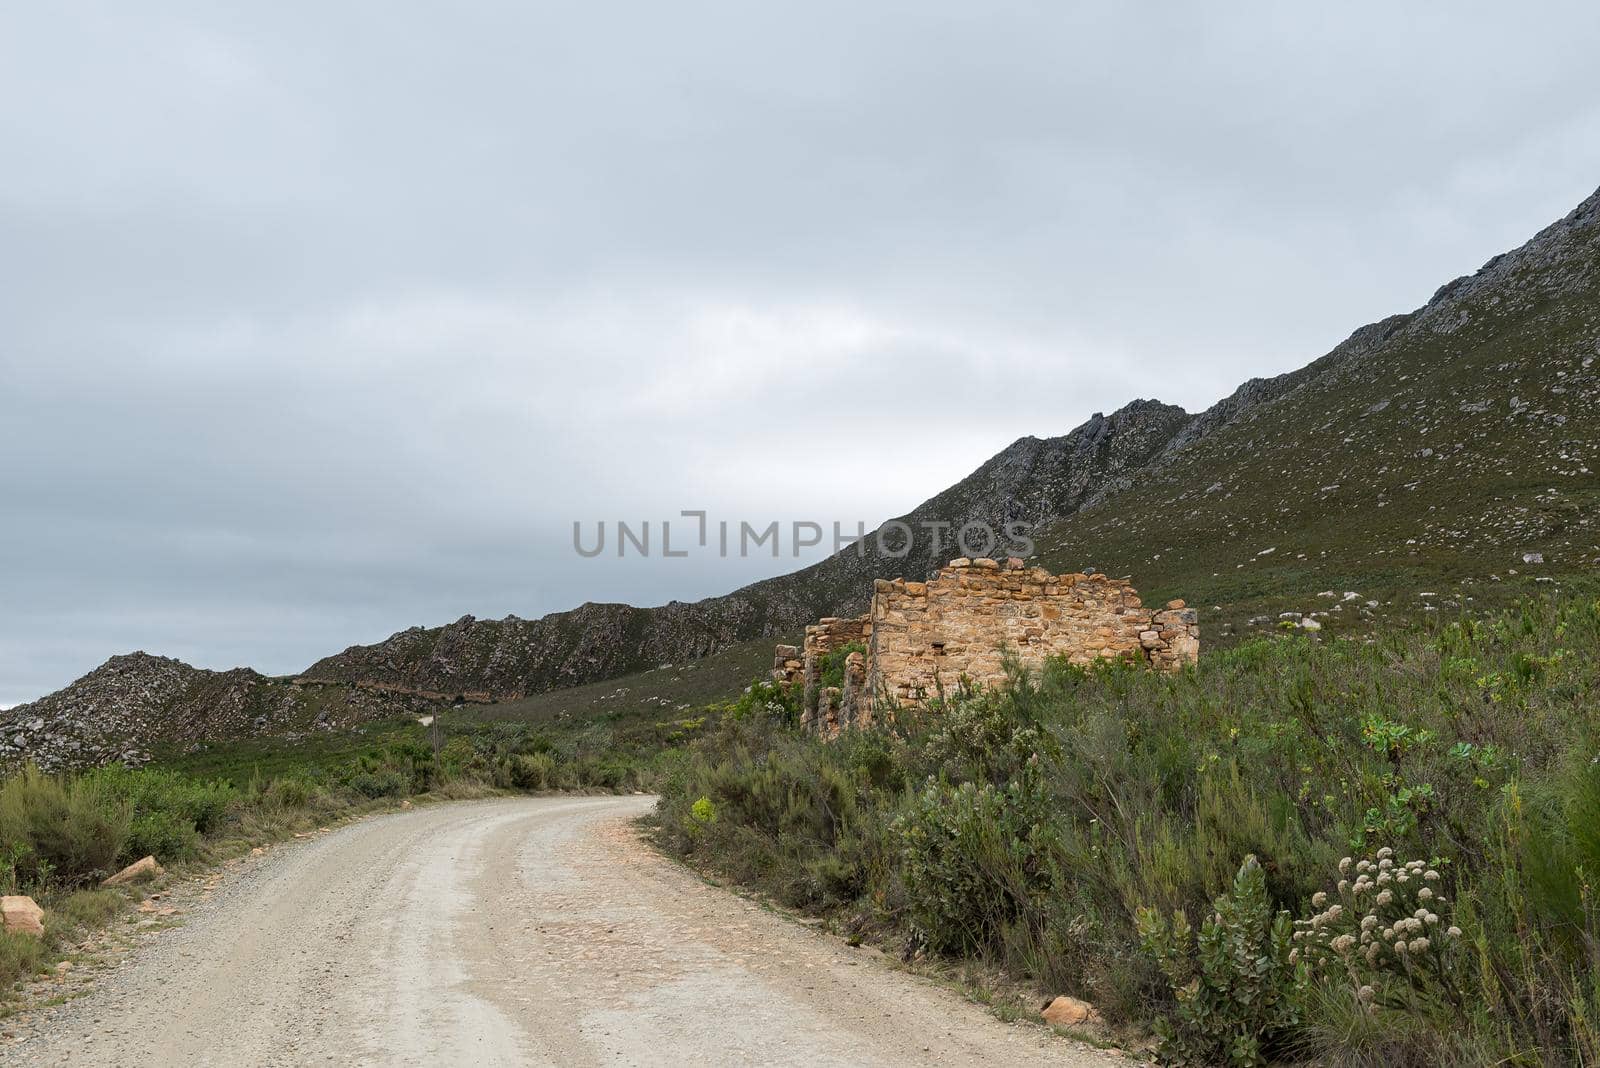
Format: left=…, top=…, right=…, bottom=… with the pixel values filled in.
left=1, top=895, right=44, bottom=938
left=103, top=855, right=164, bottom=887
left=1041, top=995, right=1102, bottom=1028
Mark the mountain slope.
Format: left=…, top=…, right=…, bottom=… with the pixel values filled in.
left=4, top=402, right=1197, bottom=767
left=308, top=187, right=1600, bottom=699
left=8, top=183, right=1600, bottom=765
left=1030, top=185, right=1600, bottom=634
left=298, top=398, right=1194, bottom=699
left=0, top=653, right=432, bottom=770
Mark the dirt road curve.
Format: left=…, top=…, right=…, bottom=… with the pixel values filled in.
left=15, top=796, right=1123, bottom=1067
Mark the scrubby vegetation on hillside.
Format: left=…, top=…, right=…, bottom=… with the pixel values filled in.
left=656, top=592, right=1600, bottom=1065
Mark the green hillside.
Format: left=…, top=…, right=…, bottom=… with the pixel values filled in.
left=1032, top=189, right=1600, bottom=639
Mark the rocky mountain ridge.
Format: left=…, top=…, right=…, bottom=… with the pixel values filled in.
left=306, top=177, right=1600, bottom=701
left=296, top=396, right=1196, bottom=700
left=1027, top=184, right=1600, bottom=637
left=6, top=183, right=1599, bottom=765
left=0, top=652, right=432, bottom=770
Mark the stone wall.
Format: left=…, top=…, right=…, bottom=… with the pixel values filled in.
left=776, top=557, right=1198, bottom=735
left=867, top=557, right=1196, bottom=707
left=785, top=615, right=872, bottom=734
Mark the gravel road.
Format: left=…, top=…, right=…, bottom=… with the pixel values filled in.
left=14, top=795, right=1124, bottom=1067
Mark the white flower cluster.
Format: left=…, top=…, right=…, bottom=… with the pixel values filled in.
left=1290, top=847, right=1463, bottom=1004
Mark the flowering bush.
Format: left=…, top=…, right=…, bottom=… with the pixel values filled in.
left=683, top=794, right=718, bottom=837
left=1292, top=846, right=1464, bottom=1010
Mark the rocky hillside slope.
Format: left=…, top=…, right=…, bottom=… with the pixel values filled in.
left=0, top=653, right=432, bottom=770
left=305, top=188, right=1600, bottom=700
left=1029, top=184, right=1600, bottom=639
left=8, top=183, right=1599, bottom=764
left=298, top=398, right=1194, bottom=700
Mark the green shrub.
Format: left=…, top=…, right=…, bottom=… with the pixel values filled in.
left=918, top=688, right=1053, bottom=787
left=817, top=643, right=867, bottom=691
left=347, top=768, right=409, bottom=799
left=725, top=679, right=800, bottom=726
left=651, top=594, right=1600, bottom=1060
left=0, top=765, right=130, bottom=887
left=506, top=752, right=556, bottom=790
left=1136, top=856, right=1301, bottom=1066
left=1292, top=847, right=1465, bottom=1014
left=898, top=772, right=1053, bottom=957
left=124, top=808, right=201, bottom=861
left=261, top=773, right=317, bottom=810
left=82, top=766, right=235, bottom=862
left=50, top=888, right=123, bottom=932
left=572, top=756, right=633, bottom=790
left=1469, top=763, right=1600, bottom=1063
left=684, top=795, right=718, bottom=838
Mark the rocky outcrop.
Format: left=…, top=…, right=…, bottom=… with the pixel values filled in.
left=1040, top=995, right=1102, bottom=1028
left=0, top=652, right=434, bottom=771
left=299, top=598, right=762, bottom=702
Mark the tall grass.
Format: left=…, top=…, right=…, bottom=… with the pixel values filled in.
left=0, top=766, right=131, bottom=889
left=657, top=594, right=1600, bottom=1064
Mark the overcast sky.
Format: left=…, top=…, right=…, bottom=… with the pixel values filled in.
left=3, top=3, right=1600, bottom=705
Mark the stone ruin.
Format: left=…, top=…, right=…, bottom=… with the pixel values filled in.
left=772, top=557, right=1199, bottom=735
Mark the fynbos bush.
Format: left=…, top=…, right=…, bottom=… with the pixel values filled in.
left=0, top=765, right=131, bottom=888
left=1292, top=847, right=1464, bottom=1013
left=505, top=752, right=556, bottom=790
left=897, top=770, right=1053, bottom=956
left=84, top=766, right=235, bottom=862
left=1136, top=856, right=1300, bottom=1067
left=653, top=593, right=1600, bottom=1063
